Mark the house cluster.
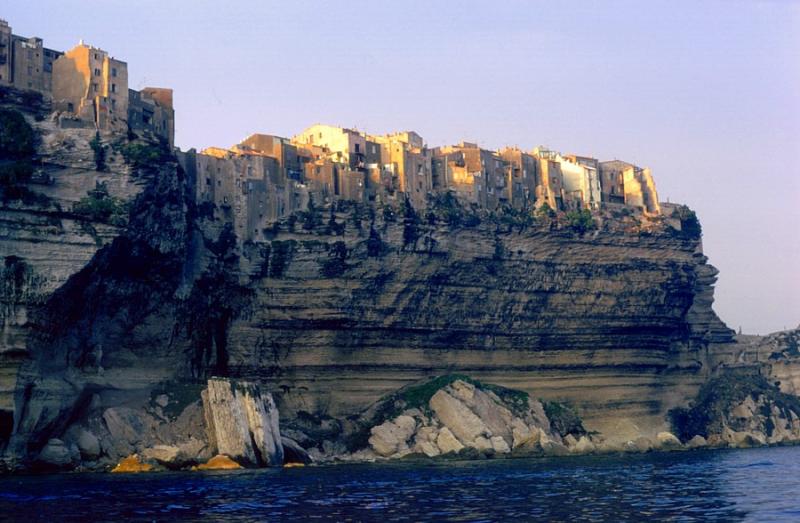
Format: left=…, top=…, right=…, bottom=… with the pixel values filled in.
left=2, top=18, right=660, bottom=243
left=0, top=19, right=174, bottom=147
left=178, top=124, right=661, bottom=242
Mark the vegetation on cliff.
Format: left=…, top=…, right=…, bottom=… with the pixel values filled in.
left=72, top=182, right=130, bottom=226
left=669, top=371, right=800, bottom=442
left=0, top=108, right=50, bottom=206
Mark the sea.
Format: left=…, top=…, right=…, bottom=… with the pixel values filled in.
left=2, top=446, right=800, bottom=522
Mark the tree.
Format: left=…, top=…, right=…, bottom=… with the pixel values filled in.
left=320, top=240, right=348, bottom=277
left=402, top=197, right=420, bottom=251
left=302, top=194, right=322, bottom=230
left=367, top=225, right=384, bottom=257
left=327, top=206, right=345, bottom=235
left=565, top=208, right=596, bottom=235
left=89, top=131, right=107, bottom=171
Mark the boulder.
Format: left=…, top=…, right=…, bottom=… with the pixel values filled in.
left=202, top=378, right=283, bottom=467
left=656, top=432, right=683, bottom=450
left=142, top=445, right=181, bottom=466
left=473, top=436, right=493, bottom=451
left=490, top=436, right=510, bottom=454
left=430, top=389, right=489, bottom=443
left=414, top=441, right=441, bottom=458
left=36, top=439, right=74, bottom=469
left=436, top=427, right=464, bottom=454
left=77, top=428, right=101, bottom=459
left=686, top=435, right=708, bottom=449
left=511, top=419, right=533, bottom=449
left=282, top=436, right=312, bottom=464
left=368, top=415, right=416, bottom=457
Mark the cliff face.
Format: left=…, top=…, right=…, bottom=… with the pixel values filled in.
left=225, top=218, right=733, bottom=439
left=0, top=95, right=737, bottom=467
left=0, top=93, right=145, bottom=445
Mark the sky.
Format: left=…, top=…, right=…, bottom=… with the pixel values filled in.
left=5, top=0, right=799, bottom=334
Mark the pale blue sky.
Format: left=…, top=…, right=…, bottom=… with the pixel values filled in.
left=6, top=0, right=799, bottom=334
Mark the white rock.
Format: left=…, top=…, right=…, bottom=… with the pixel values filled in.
left=369, top=416, right=417, bottom=457
left=430, top=389, right=488, bottom=443
left=473, top=436, right=493, bottom=451
left=142, top=445, right=180, bottom=465
left=686, top=435, right=707, bottom=449
left=74, top=428, right=101, bottom=459
left=490, top=436, right=511, bottom=454
left=202, top=378, right=283, bottom=467
left=436, top=427, right=464, bottom=454
left=656, top=431, right=683, bottom=449
left=37, top=439, right=73, bottom=468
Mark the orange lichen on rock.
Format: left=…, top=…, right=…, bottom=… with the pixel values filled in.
left=194, top=454, right=242, bottom=471
left=110, top=454, right=154, bottom=473
left=283, top=462, right=305, bottom=468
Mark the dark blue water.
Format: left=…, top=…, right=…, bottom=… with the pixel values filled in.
left=2, top=446, right=799, bottom=522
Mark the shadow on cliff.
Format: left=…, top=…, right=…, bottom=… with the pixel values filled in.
left=5, top=151, right=252, bottom=461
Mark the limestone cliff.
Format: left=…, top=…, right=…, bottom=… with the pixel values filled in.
left=0, top=88, right=739, bottom=471
left=225, top=213, right=733, bottom=443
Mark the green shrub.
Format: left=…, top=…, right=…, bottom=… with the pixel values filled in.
left=119, top=141, right=169, bottom=170
left=72, top=182, right=129, bottom=226
left=89, top=132, right=107, bottom=171
left=0, top=108, right=36, bottom=159
left=671, top=205, right=702, bottom=238
left=542, top=400, right=586, bottom=437
left=668, top=372, right=800, bottom=442
left=320, top=240, right=348, bottom=277
left=565, top=208, right=596, bottom=235
left=269, top=240, right=295, bottom=278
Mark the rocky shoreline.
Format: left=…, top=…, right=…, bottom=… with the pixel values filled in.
left=7, top=368, right=800, bottom=475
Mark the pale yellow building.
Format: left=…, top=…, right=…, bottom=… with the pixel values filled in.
left=370, top=131, right=432, bottom=209
left=52, top=42, right=128, bottom=131
left=599, top=160, right=660, bottom=215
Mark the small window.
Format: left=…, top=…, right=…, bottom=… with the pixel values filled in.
left=94, top=68, right=100, bottom=76
left=111, top=83, right=116, bottom=93
left=67, top=102, right=74, bottom=112
left=93, top=83, right=98, bottom=92
left=111, top=67, right=117, bottom=77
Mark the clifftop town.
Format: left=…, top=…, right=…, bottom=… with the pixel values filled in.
left=1, top=18, right=659, bottom=240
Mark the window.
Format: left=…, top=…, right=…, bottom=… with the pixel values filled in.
left=94, top=53, right=98, bottom=59
left=111, top=98, right=116, bottom=109
left=67, top=102, right=74, bottom=112
left=111, top=83, right=116, bottom=93
left=93, top=83, right=98, bottom=92
left=94, top=68, right=100, bottom=76
left=111, top=67, right=117, bottom=77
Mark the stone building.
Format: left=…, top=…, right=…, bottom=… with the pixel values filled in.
left=51, top=42, right=129, bottom=132
left=531, top=147, right=565, bottom=210
left=370, top=131, right=432, bottom=209
left=498, top=147, right=539, bottom=210
left=0, top=19, right=62, bottom=94
left=432, top=142, right=507, bottom=210
left=559, top=154, right=602, bottom=210
left=128, top=87, right=175, bottom=147
left=599, top=160, right=660, bottom=214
